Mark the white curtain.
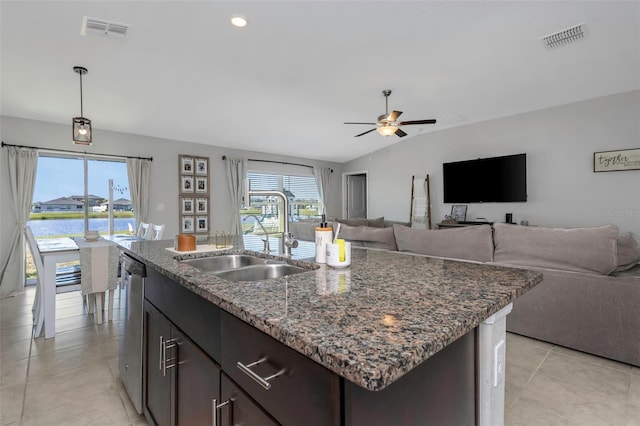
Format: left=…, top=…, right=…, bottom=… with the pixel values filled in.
left=313, top=166, right=332, bottom=217
left=0, top=147, right=39, bottom=297
left=224, top=156, right=247, bottom=235
left=126, top=158, right=151, bottom=228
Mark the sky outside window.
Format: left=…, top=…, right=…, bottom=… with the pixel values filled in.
left=33, top=156, right=129, bottom=203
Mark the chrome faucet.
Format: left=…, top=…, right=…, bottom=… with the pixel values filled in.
left=245, top=188, right=298, bottom=257
left=245, top=214, right=271, bottom=254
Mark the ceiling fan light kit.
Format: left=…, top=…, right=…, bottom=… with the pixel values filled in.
left=345, top=89, right=436, bottom=138
left=376, top=124, right=398, bottom=136
left=72, top=66, right=92, bottom=145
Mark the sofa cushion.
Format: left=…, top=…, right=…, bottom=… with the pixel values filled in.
left=493, top=223, right=619, bottom=275
left=334, top=217, right=385, bottom=228
left=290, top=221, right=333, bottom=242
left=615, top=232, right=640, bottom=272
left=337, top=224, right=397, bottom=251
left=393, top=224, right=494, bottom=262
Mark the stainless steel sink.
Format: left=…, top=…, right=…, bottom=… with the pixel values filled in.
left=181, top=255, right=269, bottom=272
left=214, top=263, right=309, bottom=282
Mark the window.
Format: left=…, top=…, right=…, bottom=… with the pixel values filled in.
left=28, top=154, right=133, bottom=238
left=242, top=170, right=319, bottom=258
left=242, top=171, right=320, bottom=229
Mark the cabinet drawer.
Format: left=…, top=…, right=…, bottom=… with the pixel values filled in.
left=145, top=267, right=220, bottom=362
left=221, top=311, right=340, bottom=426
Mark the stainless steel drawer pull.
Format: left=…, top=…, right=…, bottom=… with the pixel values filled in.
left=159, top=336, right=164, bottom=371
left=160, top=337, right=177, bottom=376
left=236, top=357, right=286, bottom=390
left=212, top=398, right=230, bottom=426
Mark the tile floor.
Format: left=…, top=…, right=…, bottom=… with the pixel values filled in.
left=1, top=287, right=147, bottom=425
left=1, top=286, right=639, bottom=425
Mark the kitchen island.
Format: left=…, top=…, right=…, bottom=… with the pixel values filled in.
left=116, top=236, right=542, bottom=426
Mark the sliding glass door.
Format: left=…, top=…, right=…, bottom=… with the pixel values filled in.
left=29, top=154, right=133, bottom=238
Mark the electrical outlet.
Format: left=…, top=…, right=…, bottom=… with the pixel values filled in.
left=494, top=339, right=505, bottom=387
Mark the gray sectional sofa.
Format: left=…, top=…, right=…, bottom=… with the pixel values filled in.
left=290, top=219, right=640, bottom=366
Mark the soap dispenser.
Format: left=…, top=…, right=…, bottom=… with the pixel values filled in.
left=315, top=214, right=333, bottom=263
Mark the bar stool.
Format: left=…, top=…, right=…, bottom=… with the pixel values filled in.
left=136, top=222, right=150, bottom=239
left=146, top=224, right=165, bottom=240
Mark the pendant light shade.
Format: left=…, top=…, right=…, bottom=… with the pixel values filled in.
left=72, top=66, right=92, bottom=145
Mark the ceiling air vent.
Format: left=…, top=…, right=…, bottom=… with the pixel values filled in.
left=540, top=23, right=586, bottom=49
left=81, top=16, right=129, bottom=37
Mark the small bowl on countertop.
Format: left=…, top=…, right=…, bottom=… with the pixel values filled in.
left=84, top=230, right=100, bottom=241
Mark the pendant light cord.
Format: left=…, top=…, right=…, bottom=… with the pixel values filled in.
left=79, top=70, right=84, bottom=117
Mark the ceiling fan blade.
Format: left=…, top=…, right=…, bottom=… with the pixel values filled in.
left=395, top=128, right=408, bottom=138
left=354, top=128, right=377, bottom=137
left=397, top=119, right=437, bottom=125
left=345, top=122, right=377, bottom=125
left=386, top=110, right=403, bottom=122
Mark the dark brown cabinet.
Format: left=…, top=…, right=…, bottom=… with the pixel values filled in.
left=175, top=327, right=220, bottom=425
left=219, top=373, right=279, bottom=426
left=140, top=267, right=476, bottom=426
left=143, top=301, right=221, bottom=426
left=220, top=311, right=340, bottom=426
left=144, top=302, right=172, bottom=426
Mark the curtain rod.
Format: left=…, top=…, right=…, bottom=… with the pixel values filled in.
left=221, top=155, right=332, bottom=172
left=1, top=141, right=153, bottom=161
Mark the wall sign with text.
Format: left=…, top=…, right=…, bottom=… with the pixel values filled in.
left=593, top=148, right=640, bottom=172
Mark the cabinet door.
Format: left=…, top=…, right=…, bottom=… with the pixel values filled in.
left=144, top=301, right=174, bottom=426
left=220, top=373, right=278, bottom=426
left=221, top=312, right=340, bottom=425
left=175, top=328, right=221, bottom=426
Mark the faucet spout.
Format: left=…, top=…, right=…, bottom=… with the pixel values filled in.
left=247, top=190, right=298, bottom=257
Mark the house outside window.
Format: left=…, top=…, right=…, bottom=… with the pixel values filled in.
left=241, top=168, right=319, bottom=258
left=241, top=171, right=320, bottom=235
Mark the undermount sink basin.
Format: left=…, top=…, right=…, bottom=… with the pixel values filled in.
left=181, top=255, right=268, bottom=272
left=214, top=263, right=309, bottom=282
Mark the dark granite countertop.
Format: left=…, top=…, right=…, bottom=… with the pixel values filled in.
left=116, top=235, right=542, bottom=391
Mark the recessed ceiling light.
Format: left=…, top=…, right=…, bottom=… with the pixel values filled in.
left=230, top=15, right=247, bottom=28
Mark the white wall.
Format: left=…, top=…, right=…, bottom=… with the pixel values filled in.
left=0, top=116, right=343, bottom=259
left=343, top=91, right=640, bottom=235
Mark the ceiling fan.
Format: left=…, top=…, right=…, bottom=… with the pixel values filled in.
left=345, top=90, right=436, bottom=138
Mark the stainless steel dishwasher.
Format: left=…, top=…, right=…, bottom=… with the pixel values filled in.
left=119, top=253, right=146, bottom=415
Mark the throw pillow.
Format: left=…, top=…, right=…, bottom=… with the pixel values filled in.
left=493, top=223, right=619, bottom=275
left=615, top=232, right=640, bottom=272
left=335, top=218, right=369, bottom=227
left=366, top=217, right=385, bottom=228
left=393, top=224, right=494, bottom=262
left=338, top=224, right=397, bottom=251
left=335, top=217, right=385, bottom=228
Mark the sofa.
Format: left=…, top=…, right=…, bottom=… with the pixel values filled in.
left=290, top=219, right=640, bottom=366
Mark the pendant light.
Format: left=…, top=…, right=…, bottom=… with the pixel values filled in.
left=72, top=66, right=92, bottom=145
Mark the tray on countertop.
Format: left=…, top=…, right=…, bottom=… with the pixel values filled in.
left=165, top=244, right=233, bottom=254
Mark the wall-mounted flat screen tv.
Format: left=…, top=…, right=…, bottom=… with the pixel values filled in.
left=443, top=153, right=527, bottom=203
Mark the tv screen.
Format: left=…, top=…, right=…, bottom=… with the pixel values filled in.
left=443, top=154, right=527, bottom=203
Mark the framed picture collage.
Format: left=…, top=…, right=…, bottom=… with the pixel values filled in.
left=178, top=154, right=210, bottom=235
